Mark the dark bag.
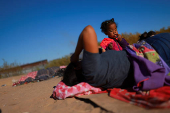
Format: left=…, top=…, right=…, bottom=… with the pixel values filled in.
left=145, top=33, right=170, bottom=67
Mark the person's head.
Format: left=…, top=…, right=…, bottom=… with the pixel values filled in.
left=62, top=62, right=84, bottom=86
left=147, top=31, right=156, bottom=37
left=139, top=32, right=148, bottom=41
left=100, top=18, right=118, bottom=39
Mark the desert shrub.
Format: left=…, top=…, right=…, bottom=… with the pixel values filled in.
left=122, top=32, right=140, bottom=44
left=45, top=55, right=70, bottom=68
left=0, top=59, right=22, bottom=78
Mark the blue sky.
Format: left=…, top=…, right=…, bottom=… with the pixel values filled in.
left=0, top=0, right=170, bottom=66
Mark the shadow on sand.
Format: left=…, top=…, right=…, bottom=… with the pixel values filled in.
left=75, top=97, right=114, bottom=113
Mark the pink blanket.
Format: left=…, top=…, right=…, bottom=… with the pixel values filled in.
left=53, top=81, right=106, bottom=99
left=19, top=71, right=38, bottom=82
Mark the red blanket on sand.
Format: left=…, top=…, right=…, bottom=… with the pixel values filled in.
left=19, top=71, right=38, bottom=82
left=109, top=86, right=170, bottom=109
left=53, top=81, right=170, bottom=109
left=12, top=71, right=38, bottom=86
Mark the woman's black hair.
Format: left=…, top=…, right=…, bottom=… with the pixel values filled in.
left=100, top=18, right=118, bottom=33
left=139, top=31, right=156, bottom=41
left=147, top=31, right=156, bottom=37
left=139, top=32, right=148, bottom=41
left=62, top=63, right=84, bottom=86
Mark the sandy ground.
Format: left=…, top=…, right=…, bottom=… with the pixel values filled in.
left=0, top=75, right=170, bottom=113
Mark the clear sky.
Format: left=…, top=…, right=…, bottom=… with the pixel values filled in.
left=0, top=0, right=170, bottom=66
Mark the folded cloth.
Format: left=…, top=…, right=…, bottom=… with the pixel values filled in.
left=125, top=40, right=170, bottom=91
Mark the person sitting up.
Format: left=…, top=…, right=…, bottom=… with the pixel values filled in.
left=99, top=18, right=129, bottom=52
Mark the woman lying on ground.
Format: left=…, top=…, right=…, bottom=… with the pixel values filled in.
left=62, top=25, right=170, bottom=91
left=63, top=25, right=134, bottom=89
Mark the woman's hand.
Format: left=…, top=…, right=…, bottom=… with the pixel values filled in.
left=70, top=54, right=82, bottom=70
left=70, top=53, right=79, bottom=64
left=74, top=61, right=82, bottom=70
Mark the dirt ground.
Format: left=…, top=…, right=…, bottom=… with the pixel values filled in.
left=0, top=75, right=170, bottom=113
